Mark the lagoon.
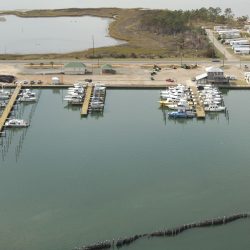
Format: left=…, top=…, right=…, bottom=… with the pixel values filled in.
left=0, top=89, right=250, bottom=250
left=0, top=15, right=122, bottom=54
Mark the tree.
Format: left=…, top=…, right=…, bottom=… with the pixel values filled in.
left=50, top=61, right=54, bottom=68
left=224, top=8, right=234, bottom=20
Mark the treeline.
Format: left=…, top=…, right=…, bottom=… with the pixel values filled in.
left=140, top=7, right=246, bottom=35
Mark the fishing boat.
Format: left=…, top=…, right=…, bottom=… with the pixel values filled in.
left=19, top=94, right=37, bottom=102
left=5, top=119, right=29, bottom=127
left=168, top=109, right=195, bottom=118
left=0, top=101, right=7, bottom=108
left=204, top=104, right=226, bottom=112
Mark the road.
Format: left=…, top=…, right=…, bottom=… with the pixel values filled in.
left=205, top=29, right=238, bottom=61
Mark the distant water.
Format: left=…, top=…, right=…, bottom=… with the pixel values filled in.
left=0, top=0, right=249, bottom=16
left=0, top=15, right=123, bottom=54
left=0, top=89, right=250, bottom=250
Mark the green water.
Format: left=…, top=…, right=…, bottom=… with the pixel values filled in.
left=0, top=89, right=250, bottom=250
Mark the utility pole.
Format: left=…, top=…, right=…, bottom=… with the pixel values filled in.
left=92, top=35, right=95, bottom=58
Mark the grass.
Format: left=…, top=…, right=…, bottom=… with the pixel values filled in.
left=0, top=8, right=221, bottom=60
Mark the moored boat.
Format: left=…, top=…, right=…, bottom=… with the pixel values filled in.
left=5, top=119, right=29, bottom=127
left=204, top=104, right=226, bottom=112
left=168, top=109, right=195, bottom=118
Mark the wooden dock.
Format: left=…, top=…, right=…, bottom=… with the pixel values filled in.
left=0, top=83, right=22, bottom=132
left=81, top=85, right=93, bottom=116
left=190, top=86, right=206, bottom=119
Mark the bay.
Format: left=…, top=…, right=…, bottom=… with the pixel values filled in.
left=0, top=15, right=122, bottom=54
left=0, top=89, right=250, bottom=250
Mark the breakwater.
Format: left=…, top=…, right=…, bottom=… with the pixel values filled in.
left=74, top=213, right=250, bottom=250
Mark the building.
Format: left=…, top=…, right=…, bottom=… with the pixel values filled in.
left=196, top=67, right=229, bottom=85
left=234, top=47, right=250, bottom=54
left=64, top=62, right=87, bottom=75
left=101, top=64, right=116, bottom=74
left=206, top=67, right=229, bottom=84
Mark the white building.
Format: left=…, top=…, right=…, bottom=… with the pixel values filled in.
left=234, top=47, right=250, bottom=54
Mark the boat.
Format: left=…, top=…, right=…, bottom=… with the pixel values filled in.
left=167, top=99, right=193, bottom=110
left=5, top=119, right=29, bottom=127
left=0, top=102, right=7, bottom=108
left=0, top=93, right=10, bottom=100
left=19, top=94, right=37, bottom=102
left=204, top=104, right=226, bottom=112
left=20, top=89, right=36, bottom=97
left=168, top=109, right=195, bottom=118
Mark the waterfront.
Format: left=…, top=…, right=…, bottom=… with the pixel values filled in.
left=0, top=15, right=122, bottom=54
left=0, top=89, right=250, bottom=250
left=0, top=0, right=248, bottom=16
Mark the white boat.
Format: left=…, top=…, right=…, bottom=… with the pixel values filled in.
left=20, top=89, right=36, bottom=97
left=19, top=94, right=37, bottom=102
left=204, top=104, right=226, bottom=112
left=159, top=98, right=180, bottom=106
left=167, top=99, right=193, bottom=110
left=0, top=102, right=7, bottom=108
left=0, top=89, right=10, bottom=95
left=5, top=119, right=29, bottom=127
left=202, top=99, right=221, bottom=105
left=64, top=96, right=83, bottom=102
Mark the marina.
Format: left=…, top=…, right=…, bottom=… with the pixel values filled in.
left=159, top=84, right=226, bottom=120
left=0, top=89, right=250, bottom=250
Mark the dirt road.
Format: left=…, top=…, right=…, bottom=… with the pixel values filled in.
left=205, top=29, right=238, bottom=61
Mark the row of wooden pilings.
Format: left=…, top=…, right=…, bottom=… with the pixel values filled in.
left=74, top=213, right=249, bottom=250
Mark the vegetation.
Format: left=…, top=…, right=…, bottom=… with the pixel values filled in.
left=0, top=7, right=248, bottom=60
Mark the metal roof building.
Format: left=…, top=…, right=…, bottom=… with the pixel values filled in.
left=64, top=62, right=87, bottom=75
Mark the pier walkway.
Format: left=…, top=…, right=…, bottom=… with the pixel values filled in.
left=0, top=83, right=22, bottom=132
left=81, top=85, right=93, bottom=116
left=190, top=86, right=206, bottom=118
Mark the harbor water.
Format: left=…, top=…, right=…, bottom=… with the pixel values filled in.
left=0, top=89, right=250, bottom=250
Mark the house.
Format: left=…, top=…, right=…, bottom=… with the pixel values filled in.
left=195, top=67, right=229, bottom=85
left=101, top=64, right=116, bottom=74
left=206, top=67, right=229, bottom=84
left=64, top=62, right=87, bottom=75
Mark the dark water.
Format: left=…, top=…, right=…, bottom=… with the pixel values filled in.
left=0, top=0, right=249, bottom=16
left=0, top=89, right=250, bottom=250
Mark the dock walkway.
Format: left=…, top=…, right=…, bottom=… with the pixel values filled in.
left=81, top=85, right=93, bottom=116
left=0, top=83, right=22, bottom=132
left=190, top=86, right=206, bottom=119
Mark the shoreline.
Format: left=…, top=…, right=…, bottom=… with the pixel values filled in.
left=0, top=8, right=211, bottom=60
left=4, top=84, right=250, bottom=89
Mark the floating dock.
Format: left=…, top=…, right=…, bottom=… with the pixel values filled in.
left=190, top=86, right=206, bottom=118
left=81, top=85, right=93, bottom=116
left=0, top=83, right=22, bottom=132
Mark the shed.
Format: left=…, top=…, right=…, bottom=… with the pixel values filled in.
left=52, top=77, right=60, bottom=85
left=101, top=64, right=116, bottom=74
left=195, top=73, right=208, bottom=85
left=64, top=62, right=87, bottom=75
